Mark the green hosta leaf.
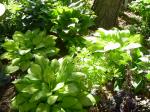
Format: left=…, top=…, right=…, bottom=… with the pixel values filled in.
left=32, top=31, right=45, bottom=46
left=12, top=32, right=24, bottom=44
left=14, top=79, right=30, bottom=91
left=25, top=74, right=39, bottom=81
left=5, top=65, right=19, bottom=74
left=58, top=57, right=74, bottom=82
left=30, top=90, right=50, bottom=102
left=68, top=23, right=76, bottom=28
left=29, top=64, right=42, bottom=80
left=11, top=93, right=30, bottom=109
left=63, top=83, right=80, bottom=96
left=80, top=94, right=96, bottom=107
left=36, top=103, right=50, bottom=112
left=20, top=61, right=31, bottom=71
left=19, top=102, right=36, bottom=112
left=62, top=96, right=79, bottom=108
left=35, top=43, right=45, bottom=49
left=51, top=59, right=60, bottom=73
left=53, top=82, right=64, bottom=91
left=1, top=52, right=14, bottom=60
left=34, top=55, right=49, bottom=70
left=70, top=72, right=87, bottom=81
left=2, top=40, right=17, bottom=52
left=119, top=30, right=130, bottom=37
left=122, top=43, right=141, bottom=50
left=18, top=49, right=31, bottom=55
left=139, top=56, right=149, bottom=62
left=47, top=95, right=58, bottom=105
left=104, top=42, right=120, bottom=51
left=146, top=73, right=150, bottom=80
left=52, top=106, right=66, bottom=112
left=12, top=58, right=20, bottom=65
left=44, top=35, right=57, bottom=47
left=21, top=83, right=40, bottom=94
left=71, top=102, right=82, bottom=110
left=30, top=83, right=51, bottom=102
left=43, top=66, right=55, bottom=83
left=0, top=3, right=5, bottom=16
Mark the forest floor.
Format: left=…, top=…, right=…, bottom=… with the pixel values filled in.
left=0, top=9, right=150, bottom=112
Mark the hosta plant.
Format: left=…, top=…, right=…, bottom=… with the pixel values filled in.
left=1, top=0, right=95, bottom=40
left=1, top=29, right=59, bottom=73
left=51, top=6, right=95, bottom=42
left=11, top=55, right=96, bottom=112
left=74, top=28, right=150, bottom=92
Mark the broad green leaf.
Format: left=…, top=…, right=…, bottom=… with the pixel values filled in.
left=43, top=66, right=55, bottom=83
left=32, top=31, right=45, bottom=46
left=25, top=74, right=39, bottom=81
left=19, top=102, right=36, bottom=112
left=143, top=0, right=150, bottom=3
left=34, top=55, right=49, bottom=70
left=70, top=72, right=87, bottom=80
left=62, top=96, right=79, bottom=108
left=63, top=83, right=80, bottom=96
left=19, top=49, right=31, bottom=55
left=5, top=65, right=19, bottom=74
left=86, top=94, right=96, bottom=105
left=30, top=90, right=49, bottom=102
left=119, top=30, right=130, bottom=37
left=12, top=32, right=24, bottom=44
left=104, top=42, right=120, bottom=51
left=80, top=95, right=95, bottom=107
left=11, top=93, right=30, bottom=109
left=53, top=82, right=64, bottom=91
left=58, top=57, right=74, bottom=82
left=12, top=58, right=20, bottom=65
left=52, top=106, right=66, bottom=112
left=71, top=102, right=82, bottom=110
left=29, top=83, right=51, bottom=102
left=29, top=63, right=42, bottom=79
left=139, top=56, right=149, bottom=62
left=36, top=103, right=50, bottom=112
left=51, top=59, right=60, bottom=73
left=146, top=73, right=150, bottom=80
left=44, top=35, right=57, bottom=47
left=2, top=40, right=17, bottom=52
left=0, top=3, right=5, bottom=16
left=47, top=95, right=58, bottom=105
left=20, top=61, right=31, bottom=71
left=21, top=83, right=40, bottom=94
left=122, top=43, right=141, bottom=50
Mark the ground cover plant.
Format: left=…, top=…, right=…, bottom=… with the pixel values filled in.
left=74, top=28, right=150, bottom=92
left=0, top=0, right=150, bottom=112
left=11, top=55, right=96, bottom=111
left=1, top=29, right=58, bottom=73
left=129, top=0, right=150, bottom=36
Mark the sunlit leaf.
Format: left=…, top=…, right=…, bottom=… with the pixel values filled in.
left=0, top=3, right=5, bottom=16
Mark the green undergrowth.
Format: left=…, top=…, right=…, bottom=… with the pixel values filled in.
left=0, top=0, right=149, bottom=112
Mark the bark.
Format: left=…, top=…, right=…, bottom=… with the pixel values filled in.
left=92, top=0, right=123, bottom=29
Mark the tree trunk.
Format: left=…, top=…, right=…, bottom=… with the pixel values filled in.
left=92, top=0, right=123, bottom=29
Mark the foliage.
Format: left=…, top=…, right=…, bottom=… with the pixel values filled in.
left=73, top=28, right=150, bottom=92
left=1, top=29, right=59, bottom=73
left=11, top=55, right=96, bottom=112
left=129, top=0, right=150, bottom=37
left=0, top=0, right=95, bottom=46
left=0, top=0, right=149, bottom=111
left=51, top=6, right=94, bottom=41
